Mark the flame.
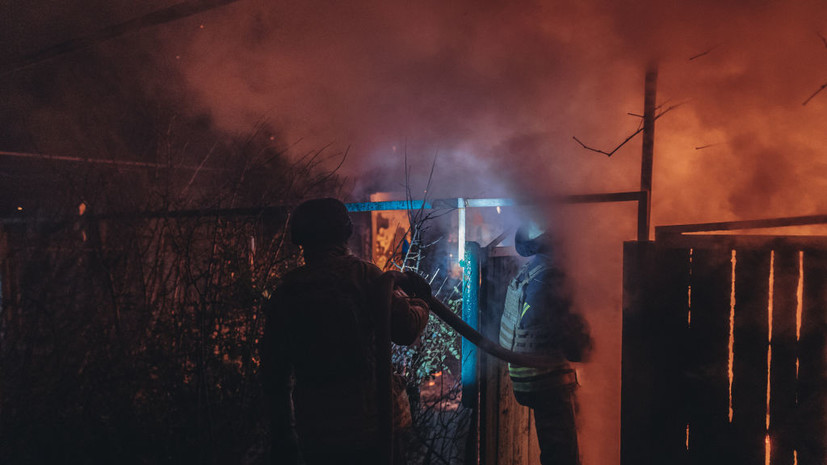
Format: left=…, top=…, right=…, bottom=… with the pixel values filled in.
left=728, top=249, right=736, bottom=422
left=687, top=248, right=693, bottom=327
left=795, top=251, right=803, bottom=385
left=765, top=434, right=771, bottom=465
left=766, top=251, right=775, bottom=432
left=685, top=424, right=690, bottom=450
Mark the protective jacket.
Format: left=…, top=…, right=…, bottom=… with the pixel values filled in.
left=499, top=256, right=576, bottom=392
left=262, top=245, right=429, bottom=458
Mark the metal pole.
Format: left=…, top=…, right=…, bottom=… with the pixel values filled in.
left=457, top=198, right=466, bottom=266
left=638, top=64, right=658, bottom=242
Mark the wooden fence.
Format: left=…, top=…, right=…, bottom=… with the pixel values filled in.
left=622, top=234, right=827, bottom=465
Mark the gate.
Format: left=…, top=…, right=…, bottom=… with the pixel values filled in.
left=622, top=218, right=827, bottom=465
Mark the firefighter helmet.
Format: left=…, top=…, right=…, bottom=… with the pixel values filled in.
left=290, top=198, right=353, bottom=247
left=514, top=221, right=550, bottom=257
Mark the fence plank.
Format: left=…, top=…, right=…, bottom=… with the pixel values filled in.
left=797, top=250, right=827, bottom=465
left=731, top=249, right=771, bottom=465
left=621, top=241, right=657, bottom=465
left=686, top=248, right=733, bottom=464
left=653, top=246, right=693, bottom=464
left=769, top=251, right=799, bottom=465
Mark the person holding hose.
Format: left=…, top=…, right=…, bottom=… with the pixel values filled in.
left=499, top=221, right=592, bottom=465
left=261, top=198, right=430, bottom=465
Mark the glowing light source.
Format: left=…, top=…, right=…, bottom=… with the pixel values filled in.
left=16, top=206, right=22, bottom=211
left=729, top=249, right=736, bottom=422
left=795, top=251, right=803, bottom=385
left=765, top=251, right=775, bottom=464
left=687, top=248, right=693, bottom=327
left=685, top=424, right=690, bottom=450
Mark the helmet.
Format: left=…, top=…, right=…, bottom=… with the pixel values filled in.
left=514, top=220, right=550, bottom=257
left=290, top=198, right=353, bottom=247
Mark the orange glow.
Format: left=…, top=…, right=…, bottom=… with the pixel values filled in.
left=766, top=251, right=775, bottom=432
left=795, top=251, right=803, bottom=384
left=765, top=435, right=771, bottom=465
left=794, top=450, right=798, bottom=465
left=687, top=248, right=693, bottom=327
left=434, top=371, right=442, bottom=377
left=685, top=424, right=690, bottom=450
left=728, top=249, right=736, bottom=422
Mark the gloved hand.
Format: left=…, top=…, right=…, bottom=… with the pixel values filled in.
left=402, top=270, right=432, bottom=299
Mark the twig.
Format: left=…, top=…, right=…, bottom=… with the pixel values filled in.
left=802, top=82, right=827, bottom=106
left=689, top=45, right=719, bottom=61
left=573, top=103, right=683, bottom=157
left=694, top=144, right=720, bottom=151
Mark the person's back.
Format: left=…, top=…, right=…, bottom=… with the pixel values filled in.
left=262, top=198, right=429, bottom=465
left=274, top=249, right=383, bottom=450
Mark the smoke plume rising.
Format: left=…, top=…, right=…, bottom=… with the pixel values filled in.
left=4, top=1, right=827, bottom=463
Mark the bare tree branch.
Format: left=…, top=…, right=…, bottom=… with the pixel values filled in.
left=573, top=103, right=684, bottom=157
left=802, top=82, right=827, bottom=106
left=689, top=45, right=720, bottom=61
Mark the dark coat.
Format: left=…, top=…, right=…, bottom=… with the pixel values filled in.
left=261, top=246, right=428, bottom=459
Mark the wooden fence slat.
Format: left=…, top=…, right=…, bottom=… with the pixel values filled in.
left=621, top=241, right=657, bottom=465
left=686, top=248, right=734, bottom=464
left=731, top=249, right=771, bottom=465
left=797, top=250, right=827, bottom=465
left=653, top=247, right=693, bottom=464
left=769, top=251, right=799, bottom=465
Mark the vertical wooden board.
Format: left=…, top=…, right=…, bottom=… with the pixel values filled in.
left=621, top=241, right=656, bottom=465
left=652, top=247, right=693, bottom=464
left=480, top=354, right=499, bottom=465
left=685, top=247, right=733, bottom=464
left=731, top=249, right=771, bottom=465
left=515, top=404, right=531, bottom=465
left=498, top=371, right=516, bottom=465
left=483, top=254, right=521, bottom=465
left=769, top=251, right=799, bottom=465
left=527, top=408, right=541, bottom=465
left=798, top=250, right=827, bottom=465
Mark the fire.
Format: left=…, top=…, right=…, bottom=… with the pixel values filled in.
left=795, top=251, right=803, bottom=383
left=687, top=248, right=693, bottom=327
left=728, top=249, right=736, bottom=422
left=765, top=250, right=775, bottom=464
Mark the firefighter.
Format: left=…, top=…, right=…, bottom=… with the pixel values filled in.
left=261, top=198, right=430, bottom=465
left=499, top=221, right=592, bottom=465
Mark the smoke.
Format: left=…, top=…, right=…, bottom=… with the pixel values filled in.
left=3, top=0, right=827, bottom=463
left=163, top=2, right=827, bottom=464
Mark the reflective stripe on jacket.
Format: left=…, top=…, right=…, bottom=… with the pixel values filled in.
left=499, top=260, right=573, bottom=392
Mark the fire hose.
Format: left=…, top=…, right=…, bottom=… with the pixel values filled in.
left=373, top=272, right=564, bottom=464
left=423, top=294, right=566, bottom=369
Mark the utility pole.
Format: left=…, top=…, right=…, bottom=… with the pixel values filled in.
left=637, top=64, right=658, bottom=241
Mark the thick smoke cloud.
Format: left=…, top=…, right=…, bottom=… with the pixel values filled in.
left=3, top=1, right=827, bottom=464
left=166, top=0, right=827, bottom=216
left=166, top=3, right=827, bottom=463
